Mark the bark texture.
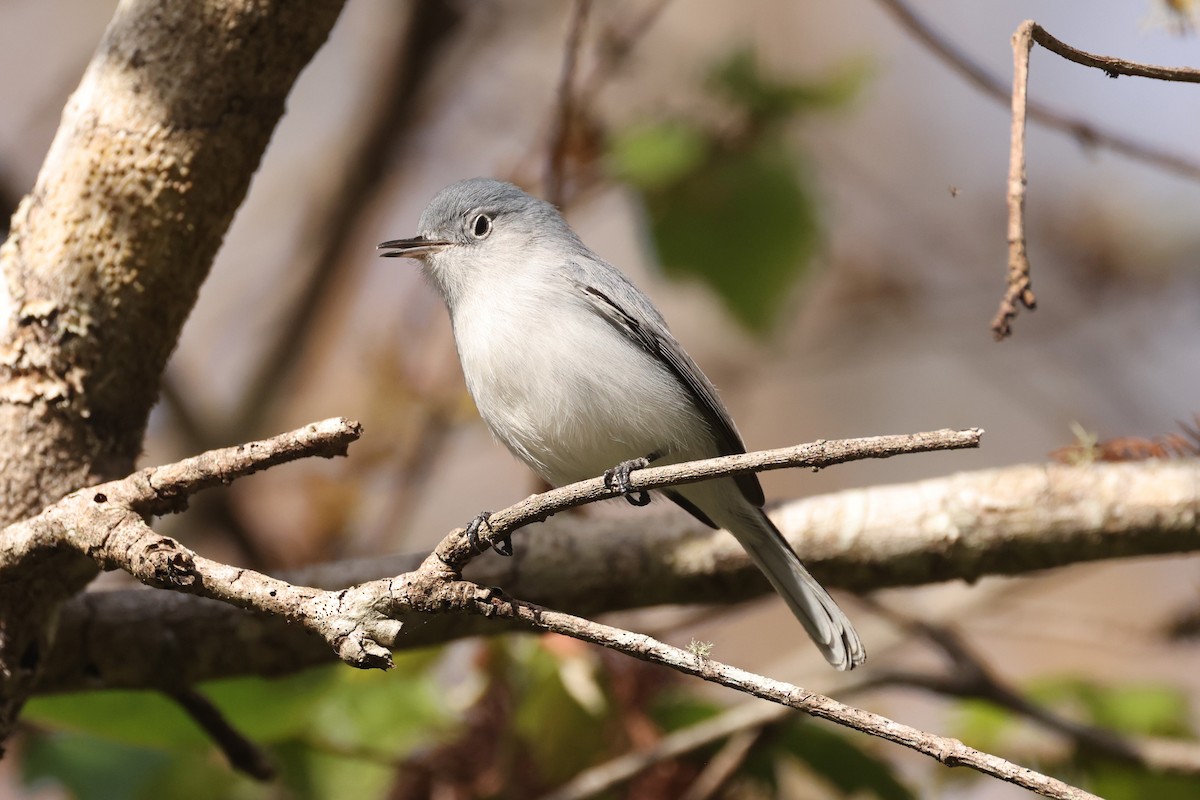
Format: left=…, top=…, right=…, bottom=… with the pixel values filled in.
left=32, top=459, right=1200, bottom=693
left=0, top=0, right=346, bottom=741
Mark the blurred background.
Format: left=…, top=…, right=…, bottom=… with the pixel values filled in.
left=2, top=0, right=1200, bottom=797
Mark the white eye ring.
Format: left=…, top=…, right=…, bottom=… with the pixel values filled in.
left=470, top=214, right=493, bottom=239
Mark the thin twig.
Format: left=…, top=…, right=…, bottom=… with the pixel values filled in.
left=429, top=427, right=984, bottom=569
left=133, top=418, right=362, bottom=513
left=38, top=458, right=1200, bottom=693
left=1028, top=24, right=1200, bottom=83
left=231, top=0, right=462, bottom=439
left=993, top=19, right=1200, bottom=339
left=517, top=0, right=673, bottom=209
left=0, top=418, right=362, bottom=584
left=541, top=702, right=788, bottom=800
left=15, top=426, right=976, bottom=675
left=874, top=0, right=1200, bottom=181
left=993, top=20, right=1036, bottom=340
left=580, top=0, right=676, bottom=103
left=158, top=373, right=276, bottom=570
left=165, top=688, right=276, bottom=780
left=863, top=604, right=1200, bottom=776
left=538, top=593, right=1008, bottom=800
left=679, top=727, right=763, bottom=800
left=489, top=595, right=1098, bottom=800
left=545, top=0, right=592, bottom=206
left=579, top=0, right=675, bottom=102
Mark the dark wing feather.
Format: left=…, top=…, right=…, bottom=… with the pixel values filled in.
left=664, top=489, right=718, bottom=529
left=576, top=282, right=766, bottom=509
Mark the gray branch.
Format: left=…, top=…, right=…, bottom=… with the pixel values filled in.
left=0, top=0, right=347, bottom=740
left=20, top=422, right=1181, bottom=797
left=35, top=457, right=1200, bottom=693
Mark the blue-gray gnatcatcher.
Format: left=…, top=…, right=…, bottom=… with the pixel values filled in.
left=380, top=178, right=865, bottom=670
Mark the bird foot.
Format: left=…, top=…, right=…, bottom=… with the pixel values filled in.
left=465, top=511, right=513, bottom=557
left=604, top=457, right=652, bottom=507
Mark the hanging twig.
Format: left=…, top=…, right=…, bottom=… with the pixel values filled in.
left=993, top=19, right=1200, bottom=339
left=545, top=0, right=593, bottom=206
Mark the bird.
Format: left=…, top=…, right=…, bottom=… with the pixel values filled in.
left=379, top=178, right=865, bottom=670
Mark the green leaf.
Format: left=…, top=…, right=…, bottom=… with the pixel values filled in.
left=509, top=640, right=612, bottom=785
left=308, top=660, right=450, bottom=754
left=608, top=122, right=710, bottom=190
left=643, top=142, right=820, bottom=333
left=24, top=668, right=341, bottom=751
left=952, top=698, right=1020, bottom=754
left=649, top=690, right=723, bottom=733
left=1029, top=679, right=1192, bottom=737
left=709, top=47, right=868, bottom=124
left=21, top=729, right=265, bottom=800
left=274, top=740, right=395, bottom=800
left=22, top=732, right=170, bottom=800
left=948, top=679, right=1200, bottom=799
left=24, top=692, right=215, bottom=751
left=1085, top=764, right=1200, bottom=800
left=609, top=46, right=862, bottom=333
left=24, top=654, right=452, bottom=800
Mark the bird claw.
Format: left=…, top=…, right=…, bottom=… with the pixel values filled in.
left=465, top=511, right=514, bottom=557
left=493, top=534, right=514, bottom=557
left=604, top=457, right=652, bottom=507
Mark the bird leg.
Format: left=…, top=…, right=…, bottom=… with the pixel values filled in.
left=465, top=511, right=513, bottom=557
left=603, top=452, right=659, bottom=507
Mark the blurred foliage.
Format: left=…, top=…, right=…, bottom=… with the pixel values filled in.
left=954, top=677, right=1200, bottom=800
left=21, top=637, right=916, bottom=799
left=21, top=650, right=450, bottom=800
left=609, top=47, right=868, bottom=334
left=652, top=691, right=914, bottom=799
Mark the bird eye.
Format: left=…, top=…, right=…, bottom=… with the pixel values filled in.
left=470, top=214, right=492, bottom=239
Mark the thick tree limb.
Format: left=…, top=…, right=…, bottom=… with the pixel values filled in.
left=0, top=0, right=347, bottom=741
left=0, top=0, right=346, bottom=520
left=34, top=458, right=1200, bottom=693
left=12, top=422, right=1178, bottom=796
left=8, top=427, right=977, bottom=677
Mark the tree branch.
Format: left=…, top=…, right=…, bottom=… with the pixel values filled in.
left=4, top=427, right=975, bottom=676
left=11, top=421, right=1183, bottom=794
left=859, top=605, right=1200, bottom=777
left=539, top=701, right=788, bottom=800
left=165, top=687, right=276, bottom=780
left=994, top=20, right=1036, bottom=341
left=873, top=0, right=1200, bottom=183
left=430, top=428, right=984, bottom=570
left=481, top=594, right=1098, bottom=800
left=35, top=459, right=1200, bottom=692
left=544, top=0, right=592, bottom=206
left=993, top=19, right=1200, bottom=339
left=0, top=0, right=348, bottom=741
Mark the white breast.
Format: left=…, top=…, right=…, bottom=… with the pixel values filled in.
left=449, top=269, right=710, bottom=487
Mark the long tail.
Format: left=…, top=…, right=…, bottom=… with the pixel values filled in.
left=713, top=502, right=866, bottom=670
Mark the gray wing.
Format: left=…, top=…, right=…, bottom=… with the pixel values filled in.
left=569, top=268, right=766, bottom=511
